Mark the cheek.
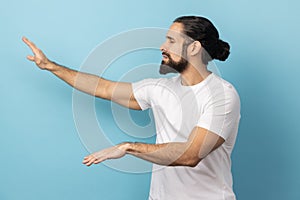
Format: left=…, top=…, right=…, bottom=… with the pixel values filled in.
left=168, top=46, right=182, bottom=62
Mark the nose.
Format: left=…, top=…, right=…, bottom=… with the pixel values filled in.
left=160, top=42, right=167, bottom=52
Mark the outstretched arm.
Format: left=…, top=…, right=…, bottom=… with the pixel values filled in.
left=22, top=37, right=141, bottom=110
left=83, top=126, right=225, bottom=167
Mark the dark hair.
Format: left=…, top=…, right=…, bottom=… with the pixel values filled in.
left=174, top=16, right=230, bottom=64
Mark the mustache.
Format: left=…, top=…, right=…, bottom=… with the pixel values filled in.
left=162, top=52, right=170, bottom=58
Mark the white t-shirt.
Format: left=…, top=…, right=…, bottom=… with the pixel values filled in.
left=132, top=73, right=240, bottom=200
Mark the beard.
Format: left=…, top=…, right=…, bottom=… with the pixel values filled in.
left=159, top=52, right=188, bottom=75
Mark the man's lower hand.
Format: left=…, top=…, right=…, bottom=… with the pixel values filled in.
left=82, top=144, right=129, bottom=167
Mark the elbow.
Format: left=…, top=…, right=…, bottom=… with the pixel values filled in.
left=171, top=157, right=202, bottom=168
left=186, top=158, right=202, bottom=167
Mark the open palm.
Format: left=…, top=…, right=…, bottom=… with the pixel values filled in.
left=82, top=146, right=126, bottom=167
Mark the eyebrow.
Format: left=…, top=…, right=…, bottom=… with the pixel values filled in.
left=166, top=36, right=175, bottom=41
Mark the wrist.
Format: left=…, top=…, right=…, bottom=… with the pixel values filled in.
left=118, top=142, right=131, bottom=153
left=46, top=61, right=59, bottom=72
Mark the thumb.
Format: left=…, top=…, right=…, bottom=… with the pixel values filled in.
left=27, top=55, right=35, bottom=61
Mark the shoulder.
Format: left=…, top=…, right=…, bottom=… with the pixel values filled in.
left=210, top=74, right=239, bottom=99
left=132, top=75, right=179, bottom=89
left=204, top=74, right=240, bottom=111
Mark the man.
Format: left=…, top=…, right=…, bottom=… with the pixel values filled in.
left=23, top=16, right=240, bottom=200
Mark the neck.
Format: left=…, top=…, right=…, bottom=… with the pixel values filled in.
left=180, top=63, right=211, bottom=86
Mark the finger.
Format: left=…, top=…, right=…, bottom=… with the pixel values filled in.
left=83, top=156, right=88, bottom=160
left=82, top=158, right=91, bottom=164
left=82, top=156, right=92, bottom=164
left=83, top=159, right=93, bottom=166
left=84, top=155, right=97, bottom=166
left=86, top=157, right=96, bottom=166
left=22, top=36, right=37, bottom=51
left=82, top=159, right=88, bottom=164
left=83, top=154, right=95, bottom=160
left=27, top=55, right=35, bottom=61
left=83, top=155, right=91, bottom=160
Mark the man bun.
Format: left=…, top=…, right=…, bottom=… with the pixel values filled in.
left=214, top=39, right=230, bottom=61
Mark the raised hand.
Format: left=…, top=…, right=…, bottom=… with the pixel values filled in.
left=22, top=36, right=53, bottom=70
left=82, top=145, right=127, bottom=167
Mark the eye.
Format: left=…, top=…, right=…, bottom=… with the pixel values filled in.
left=165, top=36, right=175, bottom=44
left=169, top=39, right=175, bottom=44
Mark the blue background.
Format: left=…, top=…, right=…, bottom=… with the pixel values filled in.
left=1, top=0, right=300, bottom=199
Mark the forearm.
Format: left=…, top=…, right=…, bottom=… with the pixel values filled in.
left=47, top=61, right=109, bottom=98
left=83, top=127, right=222, bottom=167
left=121, top=142, right=200, bottom=167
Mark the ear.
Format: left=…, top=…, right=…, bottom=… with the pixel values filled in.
left=189, top=41, right=202, bottom=56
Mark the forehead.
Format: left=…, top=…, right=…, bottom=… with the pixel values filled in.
left=166, top=22, right=186, bottom=40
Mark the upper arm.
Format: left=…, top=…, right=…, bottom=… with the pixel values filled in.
left=183, top=88, right=240, bottom=166
left=96, top=79, right=142, bottom=110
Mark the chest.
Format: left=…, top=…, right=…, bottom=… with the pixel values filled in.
left=150, top=86, right=209, bottom=139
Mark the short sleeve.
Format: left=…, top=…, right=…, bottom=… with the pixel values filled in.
left=132, top=78, right=157, bottom=111
left=197, top=87, right=241, bottom=140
